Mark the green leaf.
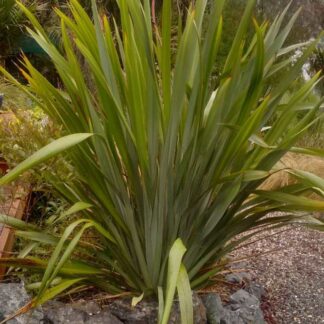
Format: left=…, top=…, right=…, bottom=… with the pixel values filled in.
left=161, top=239, right=187, bottom=324
left=0, top=134, right=93, bottom=185
left=132, top=292, right=144, bottom=307
left=158, top=286, right=164, bottom=323
left=177, top=264, right=193, bottom=324
left=1, top=0, right=323, bottom=315
left=255, top=190, right=324, bottom=211
left=290, top=147, right=324, bottom=157
left=288, top=169, right=324, bottom=192
left=0, top=214, right=40, bottom=231
left=34, top=278, right=84, bottom=306
left=47, top=201, right=93, bottom=225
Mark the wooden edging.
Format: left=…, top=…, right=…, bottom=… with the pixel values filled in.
left=0, top=185, right=30, bottom=278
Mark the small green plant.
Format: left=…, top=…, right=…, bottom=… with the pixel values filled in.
left=0, top=0, right=323, bottom=322
left=0, top=78, right=32, bottom=109
left=0, top=105, right=74, bottom=186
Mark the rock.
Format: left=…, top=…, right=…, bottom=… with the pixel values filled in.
left=0, top=282, right=266, bottom=324
left=169, top=293, right=206, bottom=324
left=0, top=283, right=43, bottom=324
left=202, top=293, right=254, bottom=324
left=108, top=292, right=207, bottom=324
left=107, top=297, right=158, bottom=323
left=191, top=293, right=208, bottom=324
left=202, top=290, right=266, bottom=324
left=201, top=294, right=226, bottom=324
left=229, top=262, right=248, bottom=270
left=43, top=301, right=122, bottom=324
left=225, top=272, right=251, bottom=284
left=225, top=274, right=242, bottom=284
left=43, top=301, right=87, bottom=324
left=86, top=311, right=124, bottom=324
left=68, top=301, right=101, bottom=316
left=245, top=282, right=266, bottom=301
left=226, top=260, right=252, bottom=284
left=0, top=285, right=122, bottom=324
left=221, top=311, right=244, bottom=324
left=239, top=272, right=252, bottom=282
left=227, top=290, right=265, bottom=324
left=201, top=293, right=245, bottom=324
left=229, top=289, right=259, bottom=308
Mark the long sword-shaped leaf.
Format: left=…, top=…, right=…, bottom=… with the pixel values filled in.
left=34, top=278, right=84, bottom=306
left=0, top=134, right=93, bottom=185
left=177, top=264, right=193, bottom=324
left=160, top=239, right=187, bottom=324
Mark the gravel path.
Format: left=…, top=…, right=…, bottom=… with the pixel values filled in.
left=230, top=223, right=324, bottom=324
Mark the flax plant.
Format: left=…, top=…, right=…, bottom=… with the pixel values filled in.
left=0, top=0, right=324, bottom=322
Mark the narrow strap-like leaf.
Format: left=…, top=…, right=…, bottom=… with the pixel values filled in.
left=0, top=133, right=93, bottom=185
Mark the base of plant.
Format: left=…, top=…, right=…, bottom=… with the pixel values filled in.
left=0, top=278, right=267, bottom=324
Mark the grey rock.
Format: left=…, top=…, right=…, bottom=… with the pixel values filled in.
left=43, top=301, right=87, bottom=324
left=0, top=282, right=266, bottom=324
left=201, top=293, right=250, bottom=324
left=229, top=290, right=260, bottom=308
left=43, top=301, right=122, bottom=324
left=227, top=260, right=252, bottom=284
left=107, top=297, right=158, bottom=323
left=68, top=301, right=101, bottom=316
left=0, top=283, right=43, bottom=324
left=245, top=282, right=266, bottom=302
left=108, top=292, right=206, bottom=324
left=202, top=290, right=266, bottom=324
left=86, top=311, right=123, bottom=324
left=227, top=290, right=265, bottom=324
left=201, top=294, right=226, bottom=324
left=239, top=272, right=252, bottom=282
left=229, top=262, right=248, bottom=270
left=225, top=272, right=252, bottom=284
left=0, top=291, right=121, bottom=324
left=225, top=274, right=242, bottom=284
left=170, top=293, right=207, bottom=324
left=221, top=311, right=244, bottom=324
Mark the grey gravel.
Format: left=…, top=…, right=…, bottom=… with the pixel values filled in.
left=230, top=224, right=324, bottom=324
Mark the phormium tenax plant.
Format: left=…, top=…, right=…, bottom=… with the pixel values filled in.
left=0, top=0, right=323, bottom=323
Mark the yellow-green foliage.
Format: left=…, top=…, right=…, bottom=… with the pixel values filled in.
left=0, top=107, right=73, bottom=186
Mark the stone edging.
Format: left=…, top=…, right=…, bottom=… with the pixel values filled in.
left=0, top=277, right=266, bottom=323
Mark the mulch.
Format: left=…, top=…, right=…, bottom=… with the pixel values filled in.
left=230, top=222, right=324, bottom=324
